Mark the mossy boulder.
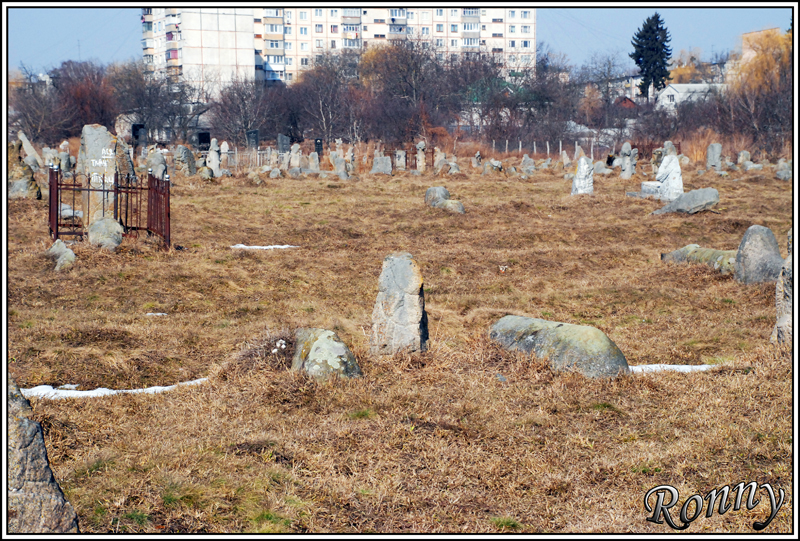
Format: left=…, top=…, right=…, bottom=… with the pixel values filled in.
left=291, top=328, right=361, bottom=382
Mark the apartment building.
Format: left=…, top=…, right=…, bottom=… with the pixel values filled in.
left=142, top=7, right=536, bottom=86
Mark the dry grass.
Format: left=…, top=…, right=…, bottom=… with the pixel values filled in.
left=7, top=160, right=793, bottom=533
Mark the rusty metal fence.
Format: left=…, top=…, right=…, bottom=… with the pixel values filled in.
left=48, top=165, right=171, bottom=250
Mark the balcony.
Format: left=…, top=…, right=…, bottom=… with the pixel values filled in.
left=166, top=41, right=179, bottom=51
left=167, top=57, right=181, bottom=67
left=389, top=16, right=406, bottom=25
left=263, top=16, right=283, bottom=24
left=142, top=13, right=153, bottom=23
left=166, top=8, right=178, bottom=16
left=166, top=22, right=178, bottom=33
left=342, top=16, right=361, bottom=25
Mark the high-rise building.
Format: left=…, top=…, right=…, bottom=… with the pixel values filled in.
left=142, top=7, right=536, bottom=88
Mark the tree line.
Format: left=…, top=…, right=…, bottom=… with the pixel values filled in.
left=9, top=20, right=792, bottom=156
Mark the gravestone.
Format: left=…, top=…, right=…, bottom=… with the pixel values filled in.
left=571, top=156, right=594, bottom=195
left=573, top=145, right=585, bottom=162
left=706, top=143, right=723, bottom=171
left=370, top=252, right=429, bottom=355
left=734, top=225, right=785, bottom=285
left=207, top=138, right=221, bottom=177
left=17, top=131, right=43, bottom=168
left=661, top=244, right=737, bottom=275
left=395, top=150, right=406, bottom=171
left=663, top=141, right=677, bottom=156
left=561, top=150, right=571, bottom=168
left=8, top=378, right=80, bottom=533
left=174, top=145, right=196, bottom=176
left=7, top=141, right=40, bottom=200
left=289, top=143, right=302, bottom=168
left=654, top=154, right=684, bottom=201
left=147, top=149, right=167, bottom=180
left=78, top=124, right=117, bottom=226
left=770, top=257, right=793, bottom=344
left=416, top=141, right=426, bottom=173
left=334, top=157, right=349, bottom=180
left=314, top=138, right=323, bottom=156
left=520, top=154, right=535, bottom=175
left=370, top=156, right=392, bottom=176
left=738, top=150, right=751, bottom=165
left=308, top=152, right=320, bottom=172
left=220, top=141, right=229, bottom=168
left=292, top=328, right=362, bottom=382
left=277, top=134, right=291, bottom=154
left=651, top=187, right=719, bottom=215
left=425, top=186, right=465, bottom=214
left=246, top=129, right=259, bottom=149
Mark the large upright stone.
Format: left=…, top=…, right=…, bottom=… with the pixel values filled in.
left=395, top=150, right=407, bottom=171
left=289, top=143, right=302, bottom=168
left=277, top=133, right=291, bottom=154
left=115, top=138, right=136, bottom=181
left=87, top=217, right=124, bottom=251
left=334, top=157, right=349, bottom=180
left=573, top=145, right=585, bottom=162
left=17, top=131, right=43, bottom=168
left=520, top=154, right=535, bottom=175
left=174, top=145, right=196, bottom=176
left=308, top=152, right=320, bottom=172
left=663, top=141, right=677, bottom=156
left=8, top=377, right=80, bottom=533
left=561, top=150, right=571, bottom=168
left=206, top=139, right=221, bottom=177
left=706, top=143, right=723, bottom=172
left=654, top=154, right=684, bottom=201
left=219, top=141, right=229, bottom=168
left=78, top=124, right=117, bottom=225
left=370, top=156, right=393, bottom=176
left=734, top=225, right=785, bottom=284
left=571, top=156, right=594, bottom=195
left=146, top=149, right=167, bottom=179
left=489, top=315, right=630, bottom=379
left=770, top=257, right=792, bottom=345
left=292, top=328, right=362, bottom=382
left=738, top=150, right=751, bottom=165
left=370, top=252, right=428, bottom=355
left=620, top=142, right=634, bottom=179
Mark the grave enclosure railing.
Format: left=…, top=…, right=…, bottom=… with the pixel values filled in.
left=48, top=165, right=171, bottom=250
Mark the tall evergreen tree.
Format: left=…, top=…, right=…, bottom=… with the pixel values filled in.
left=629, top=12, right=672, bottom=101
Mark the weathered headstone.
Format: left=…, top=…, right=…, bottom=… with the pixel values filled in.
left=308, top=152, right=320, bottom=172
left=706, top=143, right=723, bottom=172
left=489, top=315, right=630, bottom=379
left=520, top=154, right=535, bottom=175
left=416, top=141, right=426, bottom=173
left=770, top=257, right=792, bottom=344
left=292, top=328, right=362, bottom=382
left=734, top=225, right=785, bottom=284
left=206, top=139, right=221, bottom=177
left=174, top=145, right=196, bottom=176
left=663, top=141, right=677, bottom=156
left=573, top=145, right=585, bottom=162
left=661, top=244, right=737, bottom=275
left=246, top=129, right=259, bottom=149
left=425, top=187, right=464, bottom=214
left=17, top=131, right=43, bottom=168
left=8, top=378, right=80, bottom=533
left=220, top=141, right=229, bottom=168
left=314, top=138, right=323, bottom=156
left=115, top=139, right=136, bottom=181
left=78, top=124, right=117, bottom=225
left=738, top=150, right=751, bottom=165
left=571, top=156, right=594, bottom=195
left=8, top=140, right=41, bottom=199
left=334, top=157, right=349, bottom=180
left=395, top=150, right=406, bottom=171
left=277, top=134, right=291, bottom=154
left=370, top=252, right=429, bottom=355
left=370, top=156, right=392, bottom=176
left=46, top=239, right=76, bottom=271
left=87, top=217, right=124, bottom=251
left=147, top=149, right=167, bottom=179
left=561, top=150, right=571, bottom=168
left=654, top=154, right=683, bottom=201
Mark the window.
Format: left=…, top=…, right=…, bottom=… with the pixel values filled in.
left=285, top=11, right=292, bottom=19
left=284, top=26, right=292, bottom=34
left=522, top=40, right=530, bottom=48
left=301, top=42, right=309, bottom=51
left=285, top=42, right=292, bottom=50
left=165, top=49, right=178, bottom=60
left=450, top=9, right=458, bottom=16
left=363, top=25, right=368, bottom=31
left=521, top=55, right=530, bottom=63
left=269, top=40, right=280, bottom=49
left=315, top=24, right=323, bottom=33
left=481, top=25, right=486, bottom=30
left=436, top=9, right=443, bottom=16
left=266, top=24, right=282, bottom=33
left=374, top=19, right=385, bottom=23
left=300, top=27, right=308, bottom=35
left=668, top=94, right=675, bottom=103
left=256, top=64, right=263, bottom=70
left=343, top=25, right=358, bottom=32
left=287, top=57, right=293, bottom=65
left=481, top=10, right=487, bottom=16
left=422, top=11, right=429, bottom=21
left=436, top=53, right=443, bottom=61
left=390, top=25, right=404, bottom=34
left=492, top=33, right=503, bottom=38
left=301, top=57, right=309, bottom=65
left=522, top=11, right=531, bottom=18
left=330, top=9, right=337, bottom=17
left=344, top=39, right=360, bottom=48
left=450, top=24, right=458, bottom=32
left=299, top=11, right=307, bottom=20
left=509, top=54, right=516, bottom=62
left=422, top=27, right=429, bottom=35
left=463, top=8, right=479, bottom=16
left=264, top=8, right=280, bottom=17
left=331, top=25, right=338, bottom=33
left=315, top=39, right=323, bottom=47
left=450, top=39, right=458, bottom=46
left=509, top=10, right=516, bottom=18
left=331, top=40, right=336, bottom=48
left=436, top=24, right=443, bottom=32
left=158, top=21, right=162, bottom=31
left=407, top=27, right=415, bottom=34
left=343, top=8, right=359, bottom=17
left=254, top=18, right=262, bottom=23
left=374, top=34, right=385, bottom=39
left=314, top=9, right=322, bottom=17
left=435, top=38, right=443, bottom=46
left=463, top=23, right=478, bottom=31
left=142, top=21, right=152, bottom=32
left=522, top=25, right=530, bottom=33
left=509, top=40, right=515, bottom=48
left=286, top=73, right=292, bottom=81
left=509, top=25, right=515, bottom=33
left=390, top=9, right=406, bottom=17
left=463, top=38, right=479, bottom=47
left=407, top=11, right=414, bottom=20
left=255, top=49, right=262, bottom=54
left=268, top=55, right=283, bottom=64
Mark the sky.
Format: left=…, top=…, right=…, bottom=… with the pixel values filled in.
left=4, top=5, right=793, bottom=75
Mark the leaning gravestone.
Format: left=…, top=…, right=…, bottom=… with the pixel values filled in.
left=734, top=225, right=785, bottom=285
left=561, top=150, right=571, bottom=168
left=489, top=315, right=630, bottom=379
left=654, top=154, right=684, bottom=201
left=78, top=124, right=117, bottom=226
left=370, top=252, right=429, bottom=355
left=174, top=145, right=196, bottom=176
left=706, top=143, right=723, bottom=172
left=17, top=131, right=44, bottom=168
left=115, top=138, right=136, bottom=181
left=651, top=187, right=719, bottom=215
left=571, top=156, right=594, bottom=195
left=371, top=156, right=393, bottom=176
left=292, top=328, right=362, bottom=382
left=770, top=256, right=792, bottom=345
left=8, top=378, right=80, bottom=533
left=277, top=134, right=291, bottom=154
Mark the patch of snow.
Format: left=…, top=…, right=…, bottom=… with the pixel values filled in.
left=145, top=313, right=168, bottom=316
left=629, top=364, right=715, bottom=374
left=230, top=244, right=299, bottom=250
left=20, top=378, right=207, bottom=400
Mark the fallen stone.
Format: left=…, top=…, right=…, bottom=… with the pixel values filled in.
left=17, top=131, right=44, bottom=168
left=8, top=377, right=80, bottom=533
left=292, top=328, right=362, bottom=382
left=651, top=187, right=719, bottom=215
left=198, top=167, right=214, bottom=181
left=87, top=217, right=124, bottom=251
left=370, top=252, right=428, bottom=355
left=269, top=168, right=282, bottom=179
left=776, top=170, right=792, bottom=181
left=734, top=225, right=785, bottom=284
left=46, top=240, right=76, bottom=271
left=288, top=167, right=303, bottom=179
left=661, top=244, right=737, bottom=275
left=489, top=315, right=629, bottom=379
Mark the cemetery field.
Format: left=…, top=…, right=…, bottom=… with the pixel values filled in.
left=6, top=164, right=793, bottom=533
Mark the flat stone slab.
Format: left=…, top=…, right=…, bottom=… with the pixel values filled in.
left=489, top=315, right=629, bottom=379
left=651, top=187, right=719, bottom=215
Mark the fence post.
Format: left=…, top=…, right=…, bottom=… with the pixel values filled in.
left=559, top=141, right=562, bottom=155
left=546, top=141, right=549, bottom=156
left=591, top=139, right=594, bottom=161
left=533, top=141, right=536, bottom=155
left=519, top=140, right=522, bottom=153
left=492, top=140, right=495, bottom=153
left=505, top=140, right=508, bottom=153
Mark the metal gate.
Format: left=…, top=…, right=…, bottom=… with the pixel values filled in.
left=48, top=165, right=171, bottom=250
